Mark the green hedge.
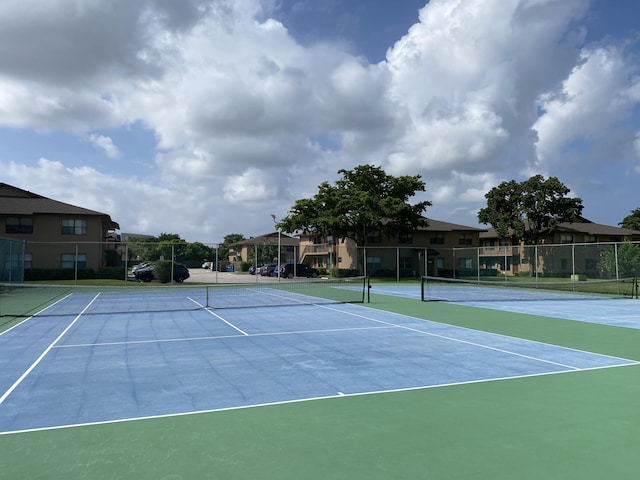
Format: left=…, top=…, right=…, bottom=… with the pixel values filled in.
left=25, top=267, right=126, bottom=281
left=330, top=268, right=361, bottom=278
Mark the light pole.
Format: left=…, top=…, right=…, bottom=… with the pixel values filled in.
left=271, top=214, right=281, bottom=281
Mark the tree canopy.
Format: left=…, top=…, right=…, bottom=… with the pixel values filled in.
left=598, top=240, right=640, bottom=278
left=127, top=233, right=214, bottom=264
left=620, top=208, right=640, bottom=231
left=278, top=164, right=431, bottom=246
left=477, top=175, right=583, bottom=244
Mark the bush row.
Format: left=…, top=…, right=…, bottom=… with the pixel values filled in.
left=25, top=267, right=126, bottom=281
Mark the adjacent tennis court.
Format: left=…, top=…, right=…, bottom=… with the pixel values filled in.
left=1, top=279, right=639, bottom=479
left=374, top=280, right=640, bottom=329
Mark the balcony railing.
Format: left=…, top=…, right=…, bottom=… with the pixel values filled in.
left=478, top=246, right=516, bottom=255
left=302, top=243, right=331, bottom=255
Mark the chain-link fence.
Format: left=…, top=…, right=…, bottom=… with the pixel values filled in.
left=358, top=241, right=640, bottom=281
left=10, top=240, right=295, bottom=282
left=7, top=239, right=640, bottom=283
left=0, top=237, right=25, bottom=282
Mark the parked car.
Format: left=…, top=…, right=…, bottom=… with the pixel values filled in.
left=280, top=263, right=319, bottom=279
left=133, top=263, right=190, bottom=282
left=173, top=264, right=190, bottom=282
left=261, top=263, right=278, bottom=276
left=249, top=264, right=263, bottom=275
left=202, top=261, right=212, bottom=270
left=131, top=262, right=149, bottom=274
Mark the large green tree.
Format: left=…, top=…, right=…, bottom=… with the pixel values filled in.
left=620, top=208, right=640, bottom=231
left=127, top=233, right=214, bottom=264
left=477, top=175, right=583, bottom=244
left=218, top=233, right=245, bottom=263
left=279, top=164, right=431, bottom=246
left=598, top=240, right=640, bottom=278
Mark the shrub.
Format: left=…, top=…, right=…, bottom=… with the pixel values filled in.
left=95, top=267, right=126, bottom=280
left=330, top=267, right=361, bottom=278
left=25, top=268, right=96, bottom=281
left=152, top=260, right=174, bottom=283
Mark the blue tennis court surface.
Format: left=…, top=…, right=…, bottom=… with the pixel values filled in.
left=0, top=296, right=636, bottom=434
left=373, top=285, right=640, bottom=329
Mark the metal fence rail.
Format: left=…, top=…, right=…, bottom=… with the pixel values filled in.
left=357, top=241, right=640, bottom=282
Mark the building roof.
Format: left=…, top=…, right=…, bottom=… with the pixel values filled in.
left=556, top=217, right=640, bottom=236
left=480, top=216, right=640, bottom=239
left=0, top=183, right=119, bottom=229
left=231, top=232, right=300, bottom=247
left=418, top=217, right=486, bottom=232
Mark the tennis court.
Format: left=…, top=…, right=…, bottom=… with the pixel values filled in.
left=374, top=281, right=640, bottom=329
left=1, top=279, right=640, bottom=479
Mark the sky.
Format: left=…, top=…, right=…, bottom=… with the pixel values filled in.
left=1, top=0, right=640, bottom=244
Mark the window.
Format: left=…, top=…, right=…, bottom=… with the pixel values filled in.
left=6, top=217, right=33, bottom=234
left=5, top=252, right=30, bottom=270
left=584, top=235, right=596, bottom=243
left=430, top=233, right=444, bottom=245
left=398, top=234, right=413, bottom=244
left=457, top=258, right=473, bottom=269
left=62, top=219, right=87, bottom=235
left=398, top=233, right=413, bottom=244
left=366, top=256, right=382, bottom=272
left=61, top=253, right=87, bottom=268
left=560, top=234, right=574, bottom=244
left=399, top=256, right=413, bottom=269
left=366, top=231, right=382, bottom=244
left=458, top=233, right=472, bottom=246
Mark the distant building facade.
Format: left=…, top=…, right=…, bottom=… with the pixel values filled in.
left=296, top=217, right=487, bottom=277
left=479, top=217, right=640, bottom=277
left=0, top=183, right=119, bottom=270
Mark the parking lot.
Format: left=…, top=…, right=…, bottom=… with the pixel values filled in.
left=185, top=268, right=284, bottom=284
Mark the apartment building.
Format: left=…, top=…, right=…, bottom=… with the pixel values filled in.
left=297, top=217, right=487, bottom=278
left=479, top=216, right=640, bottom=277
left=0, top=183, right=119, bottom=270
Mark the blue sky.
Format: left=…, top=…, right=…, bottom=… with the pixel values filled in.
left=1, top=0, right=640, bottom=243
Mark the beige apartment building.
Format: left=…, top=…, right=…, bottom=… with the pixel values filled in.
left=479, top=217, right=640, bottom=277
left=0, top=183, right=119, bottom=270
left=229, top=232, right=300, bottom=266
left=295, top=217, right=486, bottom=278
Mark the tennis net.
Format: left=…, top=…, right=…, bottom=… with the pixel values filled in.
left=420, top=276, right=638, bottom=303
left=0, top=277, right=369, bottom=318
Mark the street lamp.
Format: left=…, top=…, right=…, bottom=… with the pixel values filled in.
left=271, top=214, right=281, bottom=281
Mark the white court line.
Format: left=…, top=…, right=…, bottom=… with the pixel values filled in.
left=205, top=309, right=249, bottom=336
left=314, top=303, right=631, bottom=370
left=0, top=293, right=101, bottom=406
left=56, top=325, right=395, bottom=349
left=1, top=361, right=636, bottom=436
left=188, top=296, right=249, bottom=335
left=0, top=292, right=75, bottom=337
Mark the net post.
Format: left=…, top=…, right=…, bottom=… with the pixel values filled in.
left=366, top=276, right=371, bottom=303
left=420, top=276, right=425, bottom=302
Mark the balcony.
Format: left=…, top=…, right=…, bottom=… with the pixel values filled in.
left=300, top=243, right=333, bottom=263
left=479, top=245, right=517, bottom=256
